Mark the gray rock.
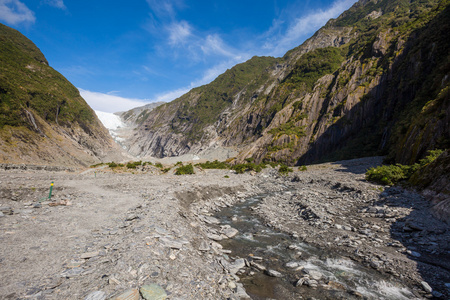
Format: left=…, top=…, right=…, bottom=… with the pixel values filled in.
left=295, top=277, right=307, bottom=287
left=407, top=250, right=421, bottom=258
left=61, top=267, right=84, bottom=278
left=0, top=211, right=4, bottom=217
left=304, top=279, right=318, bottom=287
left=265, top=269, right=283, bottom=278
left=125, top=214, right=139, bottom=221
left=250, top=262, right=266, bottom=271
left=285, top=261, right=299, bottom=268
left=222, top=227, right=239, bottom=238
left=229, top=258, right=246, bottom=274
left=199, top=240, right=210, bottom=252
left=421, top=281, right=432, bottom=293
left=80, top=251, right=100, bottom=259
left=84, top=291, right=106, bottom=300
left=207, top=233, right=223, bottom=241
left=201, top=215, right=220, bottom=225
left=0, top=207, right=13, bottom=215
left=304, top=269, right=323, bottom=280
left=140, top=283, right=167, bottom=300
left=160, top=237, right=184, bottom=249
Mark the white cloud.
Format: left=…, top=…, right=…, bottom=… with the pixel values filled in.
left=43, top=0, right=66, bottom=10
left=0, top=0, right=35, bottom=25
left=201, top=34, right=236, bottom=58
left=167, top=20, right=192, bottom=45
left=264, top=0, right=357, bottom=56
left=153, top=87, right=191, bottom=103
left=79, top=88, right=150, bottom=113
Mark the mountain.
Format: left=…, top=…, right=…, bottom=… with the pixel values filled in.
left=116, top=101, right=165, bottom=126
left=0, top=23, right=124, bottom=167
left=128, top=0, right=449, bottom=166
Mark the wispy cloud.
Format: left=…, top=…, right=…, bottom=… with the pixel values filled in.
left=42, top=0, right=66, bottom=10
left=263, top=0, right=356, bottom=56
left=0, top=0, right=35, bottom=25
left=79, top=88, right=150, bottom=113
left=167, top=20, right=191, bottom=45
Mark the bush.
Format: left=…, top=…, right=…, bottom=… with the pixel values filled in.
left=155, top=162, right=163, bottom=169
left=365, top=164, right=409, bottom=185
left=108, top=162, right=124, bottom=168
left=366, top=149, right=444, bottom=186
left=126, top=161, right=142, bottom=169
left=279, top=164, right=293, bottom=175
left=299, top=165, right=307, bottom=171
left=231, top=162, right=266, bottom=174
left=196, top=160, right=229, bottom=169
left=175, top=164, right=195, bottom=175
left=162, top=167, right=172, bottom=173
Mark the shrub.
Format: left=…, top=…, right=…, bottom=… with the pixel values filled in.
left=299, top=165, right=307, bottom=171
left=155, top=162, right=163, bottom=169
left=162, top=167, right=172, bottom=173
left=279, top=164, right=293, bottom=175
left=126, top=161, right=142, bottom=169
left=365, top=164, right=409, bottom=185
left=175, top=164, right=195, bottom=175
left=366, top=149, right=444, bottom=185
left=196, top=160, right=229, bottom=169
left=224, top=175, right=230, bottom=178
left=108, top=162, right=123, bottom=168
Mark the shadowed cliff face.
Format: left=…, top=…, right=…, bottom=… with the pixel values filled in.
left=0, top=23, right=125, bottom=166
left=128, top=0, right=449, bottom=167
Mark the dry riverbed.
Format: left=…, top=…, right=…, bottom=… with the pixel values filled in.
left=0, top=157, right=449, bottom=300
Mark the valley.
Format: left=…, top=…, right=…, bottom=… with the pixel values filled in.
left=0, top=157, right=448, bottom=299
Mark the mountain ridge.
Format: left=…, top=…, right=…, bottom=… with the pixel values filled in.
left=0, top=23, right=125, bottom=166
left=127, top=0, right=449, bottom=166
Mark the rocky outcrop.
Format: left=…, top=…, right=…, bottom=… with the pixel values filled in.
left=0, top=23, right=125, bottom=166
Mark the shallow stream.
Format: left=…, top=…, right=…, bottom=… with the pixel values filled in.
left=215, top=193, right=415, bottom=300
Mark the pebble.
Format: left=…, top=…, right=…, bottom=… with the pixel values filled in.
left=112, top=288, right=140, bottom=300
left=84, top=291, right=106, bottom=300
left=421, top=281, right=432, bottom=293
left=303, top=269, right=323, bottom=280
left=285, top=261, right=299, bottom=268
left=61, top=267, right=84, bottom=278
left=201, top=215, right=221, bottom=225
left=265, top=269, right=283, bottom=278
left=251, top=261, right=266, bottom=271
left=140, top=284, right=167, bottom=300
left=80, top=251, right=100, bottom=259
left=199, top=240, right=210, bottom=251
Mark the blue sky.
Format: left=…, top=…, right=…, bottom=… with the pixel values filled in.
left=0, top=0, right=357, bottom=112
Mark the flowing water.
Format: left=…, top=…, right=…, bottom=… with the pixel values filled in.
left=215, top=194, right=415, bottom=300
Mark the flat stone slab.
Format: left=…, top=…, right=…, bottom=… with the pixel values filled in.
left=140, top=284, right=168, bottom=300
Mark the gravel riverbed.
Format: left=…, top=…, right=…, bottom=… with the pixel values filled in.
left=0, top=157, right=448, bottom=299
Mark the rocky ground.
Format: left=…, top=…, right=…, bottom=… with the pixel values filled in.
left=0, top=157, right=449, bottom=300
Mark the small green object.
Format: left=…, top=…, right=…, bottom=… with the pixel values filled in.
left=48, top=181, right=54, bottom=199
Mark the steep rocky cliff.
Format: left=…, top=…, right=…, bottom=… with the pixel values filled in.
left=129, top=0, right=449, bottom=167
left=0, top=23, right=124, bottom=167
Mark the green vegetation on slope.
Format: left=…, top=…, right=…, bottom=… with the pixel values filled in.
left=166, top=56, right=278, bottom=140
left=0, top=23, right=96, bottom=130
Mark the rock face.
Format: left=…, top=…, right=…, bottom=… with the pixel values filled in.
left=128, top=0, right=449, bottom=169
left=0, top=23, right=124, bottom=167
